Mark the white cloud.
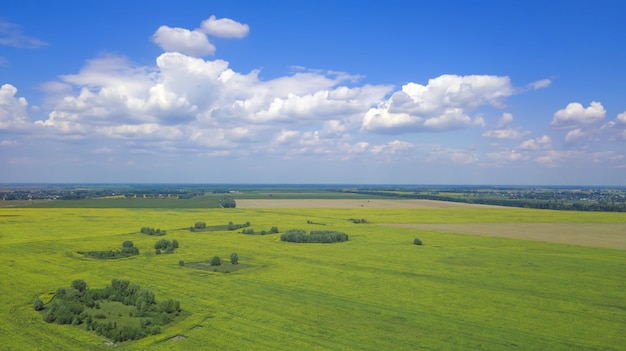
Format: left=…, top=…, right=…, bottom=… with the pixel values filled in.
left=528, top=78, right=551, bottom=90
left=496, top=112, right=514, bottom=128
left=0, top=20, right=48, bottom=48
left=617, top=111, right=626, bottom=125
left=482, top=128, right=530, bottom=140
left=152, top=26, right=215, bottom=57
left=200, top=16, right=249, bottom=38
left=362, top=74, right=514, bottom=133
left=0, top=84, right=30, bottom=130
left=565, top=128, right=585, bottom=142
left=551, top=101, right=606, bottom=128
left=518, top=135, right=552, bottom=150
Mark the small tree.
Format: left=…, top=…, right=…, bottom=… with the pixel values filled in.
left=210, top=256, right=221, bottom=266
left=71, top=279, right=87, bottom=293
left=194, top=222, right=206, bottom=229
left=34, top=298, right=45, bottom=311
left=230, top=253, right=239, bottom=265
left=178, top=260, right=184, bottom=266
left=413, top=238, right=423, bottom=245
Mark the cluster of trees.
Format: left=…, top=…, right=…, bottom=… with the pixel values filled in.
left=154, top=239, right=179, bottom=254
left=209, top=253, right=238, bottom=266
left=241, top=226, right=279, bottom=235
left=83, top=241, right=139, bottom=259
left=189, top=221, right=251, bottom=232
left=36, top=279, right=181, bottom=342
left=219, top=195, right=236, bottom=208
left=140, top=227, right=166, bottom=236
left=280, top=230, right=349, bottom=243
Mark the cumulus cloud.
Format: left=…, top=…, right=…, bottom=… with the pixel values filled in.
left=152, top=26, right=215, bottom=57
left=0, top=20, right=48, bottom=48
left=496, top=112, right=514, bottom=128
left=482, top=113, right=530, bottom=140
left=551, top=101, right=605, bottom=128
left=565, top=128, right=585, bottom=142
left=518, top=135, right=552, bottom=150
left=151, top=16, right=249, bottom=57
left=362, top=74, right=513, bottom=133
left=31, top=50, right=390, bottom=155
left=0, top=84, right=30, bottom=130
left=200, top=16, right=249, bottom=38
left=482, top=128, right=530, bottom=140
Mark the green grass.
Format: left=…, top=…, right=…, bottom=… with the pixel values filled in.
left=0, top=207, right=624, bottom=350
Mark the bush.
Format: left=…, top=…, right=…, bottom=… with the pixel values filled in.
left=230, top=253, right=238, bottom=265
left=413, top=238, right=423, bottom=245
left=178, top=260, right=185, bottom=266
left=211, top=256, right=221, bottom=266
left=34, top=298, right=45, bottom=311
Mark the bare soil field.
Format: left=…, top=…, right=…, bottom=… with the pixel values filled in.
left=384, top=223, right=626, bottom=250
left=236, top=199, right=503, bottom=209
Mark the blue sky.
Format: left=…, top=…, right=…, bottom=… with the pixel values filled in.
left=1, top=0, right=625, bottom=185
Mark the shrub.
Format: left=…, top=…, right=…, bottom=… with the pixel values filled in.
left=178, top=260, right=185, bottom=266
left=33, top=298, right=44, bottom=311
left=413, top=238, right=423, bottom=245
left=211, top=256, right=221, bottom=266
left=230, top=253, right=238, bottom=265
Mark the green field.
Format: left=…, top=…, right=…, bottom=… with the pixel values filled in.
left=1, top=206, right=625, bottom=350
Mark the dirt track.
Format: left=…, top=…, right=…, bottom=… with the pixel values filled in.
left=236, top=199, right=503, bottom=209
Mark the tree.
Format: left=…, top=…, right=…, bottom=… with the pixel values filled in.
left=230, top=253, right=238, bottom=265
left=122, top=240, right=134, bottom=248
left=34, top=298, right=45, bottom=311
left=413, top=238, right=423, bottom=245
left=210, top=256, right=221, bottom=266
left=178, top=260, right=184, bottom=266
left=71, top=279, right=87, bottom=293
left=171, top=240, right=179, bottom=249
left=194, top=222, right=206, bottom=229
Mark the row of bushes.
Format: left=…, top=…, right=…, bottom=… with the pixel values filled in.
left=241, top=226, right=279, bottom=235
left=82, top=241, right=139, bottom=259
left=280, top=230, right=349, bottom=243
left=140, top=227, right=166, bottom=236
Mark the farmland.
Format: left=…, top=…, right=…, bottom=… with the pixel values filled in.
left=0, top=201, right=625, bottom=350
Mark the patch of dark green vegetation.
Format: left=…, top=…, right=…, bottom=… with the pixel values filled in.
left=280, top=229, right=349, bottom=243
left=306, top=220, right=326, bottom=225
left=350, top=218, right=367, bottom=224
left=36, top=279, right=182, bottom=343
left=413, top=238, right=423, bottom=245
left=218, top=195, right=237, bottom=208
left=140, top=227, right=166, bottom=236
left=154, top=239, right=179, bottom=254
left=189, top=221, right=251, bottom=232
left=81, top=241, right=139, bottom=259
left=241, top=226, right=279, bottom=235
left=185, top=253, right=246, bottom=273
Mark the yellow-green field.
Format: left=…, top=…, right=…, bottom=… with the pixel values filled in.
left=1, top=205, right=625, bottom=350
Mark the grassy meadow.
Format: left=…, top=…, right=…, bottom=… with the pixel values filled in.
left=0, top=206, right=625, bottom=350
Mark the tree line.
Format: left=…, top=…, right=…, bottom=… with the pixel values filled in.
left=82, top=241, right=139, bottom=259
left=280, top=230, right=349, bottom=243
